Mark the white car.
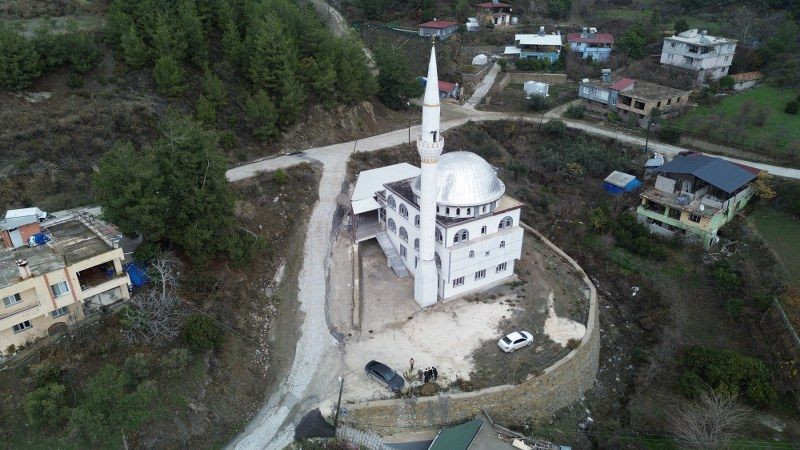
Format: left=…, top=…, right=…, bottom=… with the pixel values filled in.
left=497, top=331, right=533, bottom=353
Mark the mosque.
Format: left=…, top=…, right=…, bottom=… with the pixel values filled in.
left=350, top=46, right=524, bottom=308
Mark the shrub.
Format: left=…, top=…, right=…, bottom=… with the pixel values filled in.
left=719, top=75, right=735, bottom=90
left=161, top=347, right=192, bottom=375
left=5, top=344, right=16, bottom=354
left=588, top=206, right=609, bottom=232
left=611, top=212, right=666, bottom=259
left=515, top=57, right=550, bottom=72
left=678, top=346, right=777, bottom=407
left=273, top=168, right=287, bottom=184
left=24, top=383, right=67, bottom=428
left=709, top=259, right=741, bottom=296
left=122, top=353, right=153, bottom=386
left=153, top=55, right=186, bottom=97
left=195, top=95, right=216, bottom=125
left=785, top=100, right=799, bottom=115
left=725, top=298, right=743, bottom=318
left=657, top=125, right=681, bottom=144
left=497, top=58, right=508, bottom=70
left=542, top=119, right=567, bottom=136
left=507, top=161, right=527, bottom=180
left=67, top=73, right=84, bottom=88
left=753, top=291, right=774, bottom=311
left=0, top=27, right=42, bottom=90
left=219, top=130, right=238, bottom=150
left=526, top=94, right=549, bottom=111
left=564, top=104, right=586, bottom=119
left=30, top=362, right=62, bottom=387
left=181, top=313, right=221, bottom=351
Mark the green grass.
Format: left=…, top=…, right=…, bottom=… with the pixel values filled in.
left=671, top=87, right=800, bottom=157
left=749, top=207, right=800, bottom=284
left=596, top=8, right=649, bottom=22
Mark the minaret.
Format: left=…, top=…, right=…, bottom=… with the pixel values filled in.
left=414, top=46, right=443, bottom=308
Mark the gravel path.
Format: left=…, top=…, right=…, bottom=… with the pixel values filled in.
left=464, top=62, right=501, bottom=110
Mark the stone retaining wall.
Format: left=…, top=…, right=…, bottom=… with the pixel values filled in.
left=340, top=224, right=600, bottom=434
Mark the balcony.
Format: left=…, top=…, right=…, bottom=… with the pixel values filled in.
left=76, top=261, right=129, bottom=301
left=0, top=303, right=42, bottom=331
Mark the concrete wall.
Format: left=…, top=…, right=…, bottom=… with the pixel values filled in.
left=341, top=224, right=600, bottom=434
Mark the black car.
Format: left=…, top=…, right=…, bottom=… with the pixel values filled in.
left=364, top=360, right=405, bottom=392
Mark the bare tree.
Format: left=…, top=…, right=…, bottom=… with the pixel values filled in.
left=668, top=390, right=751, bottom=449
left=121, top=254, right=184, bottom=345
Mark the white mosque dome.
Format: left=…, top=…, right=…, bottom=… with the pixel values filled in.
left=412, top=151, right=505, bottom=208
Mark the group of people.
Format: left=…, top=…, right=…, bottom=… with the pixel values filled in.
left=409, top=358, right=439, bottom=384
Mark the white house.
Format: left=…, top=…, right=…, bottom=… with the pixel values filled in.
left=351, top=47, right=524, bottom=306
left=660, top=29, right=736, bottom=83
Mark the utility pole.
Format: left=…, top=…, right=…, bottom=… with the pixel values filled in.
left=407, top=101, right=412, bottom=143
left=333, top=376, right=344, bottom=430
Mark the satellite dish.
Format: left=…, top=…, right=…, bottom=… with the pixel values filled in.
left=699, top=204, right=705, bottom=211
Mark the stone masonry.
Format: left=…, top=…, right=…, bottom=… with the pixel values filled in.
left=340, top=224, right=600, bottom=435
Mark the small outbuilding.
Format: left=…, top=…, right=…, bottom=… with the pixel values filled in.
left=603, top=171, right=642, bottom=195
left=730, top=71, right=763, bottom=91
left=524, top=80, right=549, bottom=97
left=418, top=20, right=459, bottom=38
left=472, top=53, right=488, bottom=66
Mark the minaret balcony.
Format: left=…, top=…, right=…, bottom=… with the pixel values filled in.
left=417, top=136, right=444, bottom=160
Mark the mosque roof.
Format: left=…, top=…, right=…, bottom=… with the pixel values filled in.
left=411, top=151, right=505, bottom=207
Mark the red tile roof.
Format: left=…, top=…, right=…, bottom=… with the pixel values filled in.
left=439, top=81, right=458, bottom=92
left=418, top=20, right=458, bottom=29
left=730, top=71, right=763, bottom=83
left=477, top=2, right=511, bottom=8
left=566, top=32, right=614, bottom=44
left=611, top=78, right=635, bottom=91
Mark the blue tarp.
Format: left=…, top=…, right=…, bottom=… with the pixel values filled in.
left=603, top=178, right=642, bottom=195
left=124, top=262, right=150, bottom=288
left=29, top=233, right=50, bottom=246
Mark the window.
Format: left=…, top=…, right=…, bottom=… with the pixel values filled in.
left=453, top=229, right=468, bottom=244
left=657, top=101, right=662, bottom=107
left=453, top=277, right=465, bottom=287
left=445, top=207, right=450, bottom=215
left=481, top=225, right=487, bottom=235
left=435, top=228, right=443, bottom=243
left=469, top=250, right=475, bottom=258
left=667, top=98, right=672, bottom=105
left=677, top=97, right=682, bottom=103
left=435, top=253, right=442, bottom=269
left=51, top=281, right=70, bottom=297
left=3, top=293, right=22, bottom=307
left=414, top=215, right=420, bottom=227
left=415, top=257, right=418, bottom=268
left=414, top=238, right=419, bottom=250
left=496, top=262, right=507, bottom=273
left=475, top=269, right=486, bottom=280
left=689, top=214, right=701, bottom=223
left=670, top=41, right=676, bottom=48
left=387, top=218, right=396, bottom=233
left=498, top=216, right=512, bottom=230
left=466, top=208, right=471, bottom=215
left=13, top=320, right=32, bottom=333
left=399, top=227, right=408, bottom=242
left=456, top=208, right=461, bottom=216
left=399, top=203, right=408, bottom=218
left=51, top=306, right=70, bottom=318
left=386, top=195, right=396, bottom=210
left=500, top=240, right=506, bottom=248
left=400, top=245, right=407, bottom=259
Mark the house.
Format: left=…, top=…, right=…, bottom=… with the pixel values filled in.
left=636, top=155, right=760, bottom=248
left=504, top=27, right=562, bottom=62
left=418, top=77, right=462, bottom=99
left=1, top=208, right=47, bottom=249
left=567, top=27, right=614, bottom=61
left=603, top=171, right=642, bottom=195
left=660, top=29, right=737, bottom=83
left=428, top=418, right=519, bottom=449
left=465, top=17, right=480, bottom=32
left=0, top=213, right=131, bottom=354
left=730, top=71, right=763, bottom=91
left=476, top=1, right=513, bottom=27
left=578, top=70, right=691, bottom=127
left=418, top=20, right=459, bottom=38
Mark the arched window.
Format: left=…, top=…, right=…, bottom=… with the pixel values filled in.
left=499, top=216, right=513, bottom=230
left=469, top=250, right=474, bottom=258
left=446, top=207, right=450, bottom=215
left=453, top=229, right=468, bottom=244
left=500, top=240, right=506, bottom=248
left=414, top=238, right=419, bottom=250
left=466, top=208, right=471, bottom=215
left=435, top=253, right=441, bottom=269
left=435, top=227, right=443, bottom=243
left=481, top=225, right=487, bottom=235
left=388, top=218, right=396, bottom=233
left=387, top=195, right=396, bottom=210
left=399, top=227, right=408, bottom=242
left=456, top=208, right=461, bottom=216
left=399, top=203, right=408, bottom=218
left=414, top=215, right=420, bottom=228
left=505, top=217, right=513, bottom=228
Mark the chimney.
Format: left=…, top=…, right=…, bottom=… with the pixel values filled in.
left=17, top=259, right=31, bottom=280
left=601, top=68, right=611, bottom=83
left=701, top=29, right=707, bottom=35
left=581, top=26, right=588, bottom=38
left=539, top=26, right=545, bottom=36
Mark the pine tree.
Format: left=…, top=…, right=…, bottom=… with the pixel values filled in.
left=153, top=55, right=186, bottom=97
left=278, top=75, right=305, bottom=128
left=66, top=31, right=100, bottom=73
left=0, top=27, right=42, bottom=91
left=121, top=24, right=149, bottom=68
left=151, top=15, right=187, bottom=62
left=243, top=89, right=279, bottom=141
left=245, top=15, right=293, bottom=95
left=177, top=0, right=208, bottom=67
left=202, top=67, right=226, bottom=105
left=196, top=95, right=216, bottom=125
left=374, top=44, right=420, bottom=109
left=334, top=39, right=376, bottom=105
left=220, top=18, right=242, bottom=65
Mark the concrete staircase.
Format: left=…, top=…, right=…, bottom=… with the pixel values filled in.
left=375, top=232, right=409, bottom=278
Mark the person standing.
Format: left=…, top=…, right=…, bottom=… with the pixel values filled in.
left=410, top=357, right=415, bottom=370
left=432, top=366, right=438, bottom=380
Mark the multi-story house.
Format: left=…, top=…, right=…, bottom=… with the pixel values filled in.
left=504, top=27, right=562, bottom=62
left=636, top=155, right=760, bottom=248
left=476, top=1, right=513, bottom=27
left=0, top=214, right=131, bottom=354
left=567, top=27, right=614, bottom=61
left=660, top=29, right=737, bottom=83
left=578, top=71, right=691, bottom=127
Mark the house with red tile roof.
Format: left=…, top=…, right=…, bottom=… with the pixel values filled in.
left=730, top=71, right=763, bottom=91
left=418, top=20, right=459, bottom=38
left=567, top=27, right=614, bottom=61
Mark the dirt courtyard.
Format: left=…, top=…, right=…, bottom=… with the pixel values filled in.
left=326, top=228, right=590, bottom=407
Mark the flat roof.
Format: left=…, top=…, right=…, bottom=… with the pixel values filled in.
left=567, top=32, right=614, bottom=44
left=583, top=77, right=690, bottom=102
left=515, top=33, right=563, bottom=47
left=0, top=218, right=119, bottom=289
left=352, top=163, right=421, bottom=215
left=665, top=29, right=735, bottom=45
left=604, top=171, right=637, bottom=187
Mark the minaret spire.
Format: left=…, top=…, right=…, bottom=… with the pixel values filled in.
left=414, top=45, right=444, bottom=308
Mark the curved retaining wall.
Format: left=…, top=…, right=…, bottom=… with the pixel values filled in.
left=341, top=224, right=600, bottom=434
